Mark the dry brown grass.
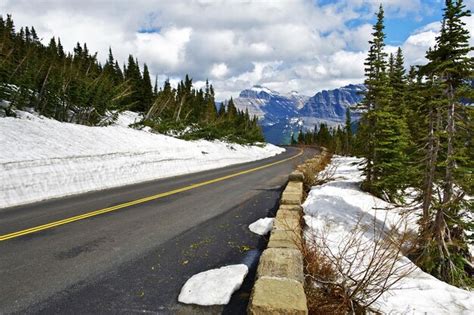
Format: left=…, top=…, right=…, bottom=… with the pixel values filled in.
left=299, top=150, right=333, bottom=193
left=300, top=215, right=416, bottom=315
left=295, top=151, right=413, bottom=313
left=301, top=240, right=349, bottom=314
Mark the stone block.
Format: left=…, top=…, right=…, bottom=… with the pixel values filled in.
left=288, top=170, right=304, bottom=182
left=248, top=277, right=308, bottom=315
left=285, top=181, right=303, bottom=193
left=281, top=192, right=302, bottom=205
left=257, top=248, right=304, bottom=283
left=276, top=209, right=301, bottom=221
left=268, top=229, right=300, bottom=249
left=274, top=216, right=301, bottom=233
left=278, top=204, right=303, bottom=213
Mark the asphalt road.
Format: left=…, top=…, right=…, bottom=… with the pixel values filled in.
left=0, top=146, right=317, bottom=314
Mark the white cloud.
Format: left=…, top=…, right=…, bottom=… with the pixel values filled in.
left=136, top=27, right=192, bottom=70
left=0, top=0, right=460, bottom=100
left=210, top=63, right=229, bottom=78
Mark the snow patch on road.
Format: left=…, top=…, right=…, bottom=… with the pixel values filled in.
left=249, top=217, right=274, bottom=235
left=0, top=111, right=285, bottom=208
left=303, top=156, right=474, bottom=315
left=178, top=264, right=249, bottom=305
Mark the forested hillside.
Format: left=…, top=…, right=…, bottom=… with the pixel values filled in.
left=313, top=1, right=473, bottom=288
left=0, top=15, right=264, bottom=143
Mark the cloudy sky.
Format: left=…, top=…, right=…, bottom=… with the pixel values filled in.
left=1, top=0, right=472, bottom=100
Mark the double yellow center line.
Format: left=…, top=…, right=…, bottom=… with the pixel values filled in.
left=0, top=149, right=303, bottom=242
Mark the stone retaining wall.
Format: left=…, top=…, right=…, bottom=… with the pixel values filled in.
left=248, top=169, right=308, bottom=315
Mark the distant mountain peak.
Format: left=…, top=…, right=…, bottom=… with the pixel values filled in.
left=233, top=83, right=365, bottom=144
left=341, top=84, right=366, bottom=91
left=248, top=85, right=278, bottom=95
left=239, top=85, right=279, bottom=99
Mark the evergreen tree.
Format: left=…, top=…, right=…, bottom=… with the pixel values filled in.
left=344, top=108, right=352, bottom=155
left=358, top=5, right=411, bottom=201
left=390, top=48, right=408, bottom=116
left=416, top=0, right=473, bottom=286
left=290, top=132, right=297, bottom=145
left=141, top=63, right=154, bottom=112
left=153, top=75, right=158, bottom=95
left=359, top=5, right=390, bottom=189
left=297, top=129, right=304, bottom=144
left=0, top=14, right=264, bottom=144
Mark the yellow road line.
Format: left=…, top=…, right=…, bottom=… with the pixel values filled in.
left=0, top=149, right=303, bottom=242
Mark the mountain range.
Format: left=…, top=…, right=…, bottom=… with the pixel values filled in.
left=233, top=84, right=366, bottom=144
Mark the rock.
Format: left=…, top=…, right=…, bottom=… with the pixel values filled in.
left=274, top=216, right=301, bottom=233
left=268, top=229, right=300, bottom=249
left=278, top=204, right=303, bottom=213
left=281, top=192, right=302, bottom=205
left=288, top=171, right=304, bottom=182
left=276, top=209, right=301, bottom=221
left=285, top=181, right=303, bottom=193
left=248, top=277, right=308, bottom=315
left=257, top=248, right=304, bottom=283
left=274, top=209, right=301, bottom=235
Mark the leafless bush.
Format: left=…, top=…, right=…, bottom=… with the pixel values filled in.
left=302, top=215, right=416, bottom=314
left=313, top=159, right=338, bottom=186
left=300, top=151, right=333, bottom=192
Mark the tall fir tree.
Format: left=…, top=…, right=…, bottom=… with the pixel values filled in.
left=344, top=108, right=352, bottom=155
left=141, top=63, right=154, bottom=113
left=358, top=5, right=412, bottom=201
left=416, top=0, right=473, bottom=286
left=359, top=5, right=389, bottom=189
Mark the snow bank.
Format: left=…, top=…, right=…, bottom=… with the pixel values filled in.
left=249, top=217, right=274, bottom=235
left=0, top=111, right=285, bottom=208
left=178, top=264, right=248, bottom=305
left=303, top=156, right=474, bottom=315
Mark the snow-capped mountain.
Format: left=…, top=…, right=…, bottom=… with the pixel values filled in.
left=299, top=84, right=365, bottom=119
left=233, top=86, right=305, bottom=124
left=233, top=84, right=366, bottom=144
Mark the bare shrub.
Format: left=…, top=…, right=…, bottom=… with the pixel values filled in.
left=301, top=151, right=333, bottom=192
left=301, top=214, right=416, bottom=314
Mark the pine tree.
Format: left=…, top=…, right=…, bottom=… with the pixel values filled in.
left=290, top=132, right=297, bottom=145
left=358, top=6, right=412, bottom=201
left=416, top=0, right=473, bottom=286
left=124, top=55, right=144, bottom=111
left=153, top=75, right=158, bottom=95
left=141, top=64, right=154, bottom=112
left=390, top=48, right=408, bottom=116
left=359, top=5, right=389, bottom=189
left=205, top=83, right=217, bottom=122
left=57, top=38, right=65, bottom=59
left=344, top=108, right=352, bottom=155
left=0, top=14, right=265, bottom=144
left=297, top=129, right=304, bottom=144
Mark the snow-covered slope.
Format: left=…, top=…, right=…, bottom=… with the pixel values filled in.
left=0, top=111, right=284, bottom=209
left=303, top=156, right=474, bottom=314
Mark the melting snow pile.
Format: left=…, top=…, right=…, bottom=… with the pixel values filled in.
left=0, top=111, right=285, bottom=208
left=303, top=156, right=474, bottom=315
left=249, top=217, right=274, bottom=235
left=178, top=264, right=248, bottom=305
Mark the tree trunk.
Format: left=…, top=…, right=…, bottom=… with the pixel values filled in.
left=443, top=82, right=455, bottom=204
left=421, top=107, right=439, bottom=224
left=174, top=96, right=185, bottom=122
left=38, top=65, right=52, bottom=113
